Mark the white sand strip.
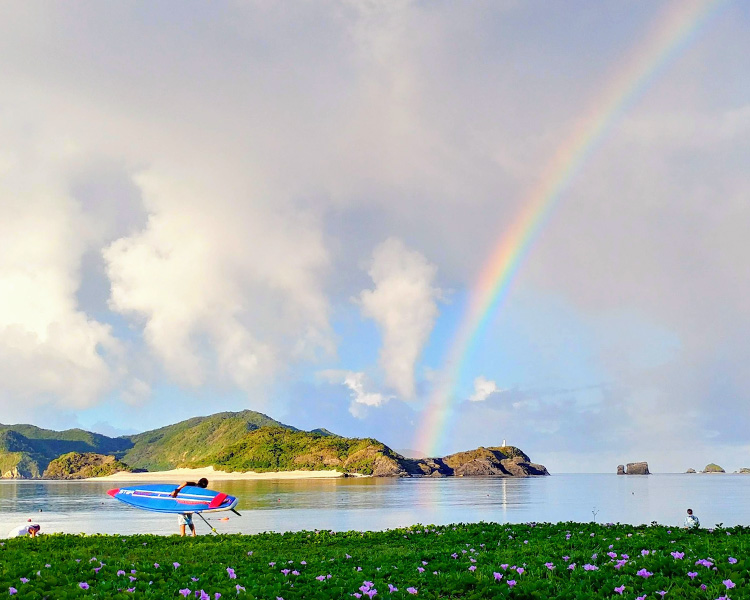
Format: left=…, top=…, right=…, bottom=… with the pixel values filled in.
left=86, top=465, right=349, bottom=482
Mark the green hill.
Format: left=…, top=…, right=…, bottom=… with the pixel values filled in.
left=189, top=427, right=407, bottom=476
left=0, top=426, right=131, bottom=478
left=122, top=410, right=295, bottom=471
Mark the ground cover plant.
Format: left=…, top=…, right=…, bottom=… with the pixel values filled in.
left=1, top=522, right=749, bottom=599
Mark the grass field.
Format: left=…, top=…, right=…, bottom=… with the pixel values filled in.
left=1, top=521, right=748, bottom=599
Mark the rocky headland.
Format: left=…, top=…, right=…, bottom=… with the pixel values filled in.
left=43, top=452, right=132, bottom=479
left=1, top=411, right=549, bottom=479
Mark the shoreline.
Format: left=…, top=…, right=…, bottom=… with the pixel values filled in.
left=84, top=466, right=353, bottom=482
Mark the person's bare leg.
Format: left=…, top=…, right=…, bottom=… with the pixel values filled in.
left=179, top=524, right=186, bottom=537
left=190, top=524, right=196, bottom=537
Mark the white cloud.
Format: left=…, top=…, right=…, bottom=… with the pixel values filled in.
left=318, top=369, right=391, bottom=418
left=0, top=138, right=119, bottom=411
left=104, top=167, right=332, bottom=389
left=469, top=376, right=503, bottom=402
left=359, top=239, right=441, bottom=399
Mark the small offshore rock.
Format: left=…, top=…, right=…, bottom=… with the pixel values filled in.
left=626, top=461, right=650, bottom=475
left=703, top=463, right=725, bottom=473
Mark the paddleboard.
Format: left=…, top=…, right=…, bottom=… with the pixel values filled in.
left=107, top=484, right=239, bottom=514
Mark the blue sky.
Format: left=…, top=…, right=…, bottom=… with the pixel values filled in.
left=0, top=1, right=748, bottom=473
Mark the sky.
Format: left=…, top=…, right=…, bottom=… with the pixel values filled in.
left=1, top=1, right=748, bottom=473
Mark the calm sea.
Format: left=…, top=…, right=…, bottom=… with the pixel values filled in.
left=0, top=474, right=746, bottom=537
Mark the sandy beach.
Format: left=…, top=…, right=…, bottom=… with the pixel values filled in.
left=86, top=466, right=349, bottom=482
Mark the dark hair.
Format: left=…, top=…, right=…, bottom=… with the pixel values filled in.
left=687, top=508, right=693, bottom=514
left=198, top=478, right=209, bottom=488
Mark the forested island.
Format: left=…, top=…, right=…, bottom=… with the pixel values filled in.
left=0, top=410, right=548, bottom=479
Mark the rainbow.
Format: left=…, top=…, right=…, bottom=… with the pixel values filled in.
left=415, top=0, right=725, bottom=457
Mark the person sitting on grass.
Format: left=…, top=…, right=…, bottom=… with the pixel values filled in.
left=170, top=478, right=209, bottom=497
left=8, top=520, right=41, bottom=538
left=684, top=508, right=700, bottom=529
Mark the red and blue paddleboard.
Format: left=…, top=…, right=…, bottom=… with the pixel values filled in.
left=107, top=484, right=239, bottom=514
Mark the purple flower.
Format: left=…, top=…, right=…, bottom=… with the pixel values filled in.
left=236, top=584, right=245, bottom=593
left=516, top=567, right=525, bottom=575
left=79, top=582, right=90, bottom=590
left=129, top=576, right=136, bottom=582
left=417, top=567, right=425, bottom=573
left=562, top=556, right=570, bottom=562
left=173, top=563, right=181, bottom=569
left=700, top=584, right=707, bottom=590
left=300, top=561, right=306, bottom=565
left=364, top=590, right=377, bottom=599
left=179, top=589, right=191, bottom=597
left=388, top=584, right=398, bottom=593
left=636, top=569, right=653, bottom=578
left=353, top=595, right=362, bottom=599
left=406, top=588, right=417, bottom=595
left=568, top=563, right=576, bottom=570
left=501, top=564, right=509, bottom=570
left=493, top=572, right=503, bottom=581
left=614, top=585, right=625, bottom=595
left=507, top=580, right=516, bottom=588
left=468, top=565, right=476, bottom=572
left=636, top=596, right=646, bottom=600
left=687, top=572, right=698, bottom=579
left=215, top=594, right=222, bottom=600
left=269, top=562, right=276, bottom=567
left=724, top=580, right=736, bottom=589
left=126, top=588, right=135, bottom=593
left=583, top=564, right=598, bottom=571
left=316, top=576, right=326, bottom=581
left=671, top=551, right=684, bottom=560
left=154, top=563, right=160, bottom=568
left=18, top=580, right=28, bottom=585
left=641, top=550, right=650, bottom=556
left=545, top=562, right=555, bottom=570
left=292, top=570, right=300, bottom=575
left=9, top=589, right=17, bottom=596
left=729, top=557, right=738, bottom=564
left=117, top=570, right=126, bottom=576
left=656, top=592, right=666, bottom=598
left=607, top=552, right=617, bottom=559
left=281, top=569, right=290, bottom=576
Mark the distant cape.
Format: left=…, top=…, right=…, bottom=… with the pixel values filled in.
left=0, top=410, right=548, bottom=479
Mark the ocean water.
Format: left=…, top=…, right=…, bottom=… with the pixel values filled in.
left=0, top=474, right=746, bottom=538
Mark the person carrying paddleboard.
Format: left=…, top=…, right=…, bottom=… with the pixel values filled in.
left=171, top=478, right=209, bottom=537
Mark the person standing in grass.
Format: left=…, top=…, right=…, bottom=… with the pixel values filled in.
left=684, top=508, right=700, bottom=529
left=171, top=478, right=209, bottom=536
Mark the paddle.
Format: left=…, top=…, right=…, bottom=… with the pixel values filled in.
left=196, top=512, right=218, bottom=535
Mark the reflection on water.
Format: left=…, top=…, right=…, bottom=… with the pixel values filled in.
left=0, top=474, right=747, bottom=537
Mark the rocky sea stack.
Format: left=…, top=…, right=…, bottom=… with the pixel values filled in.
left=702, top=463, right=725, bottom=473
left=617, top=462, right=650, bottom=475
